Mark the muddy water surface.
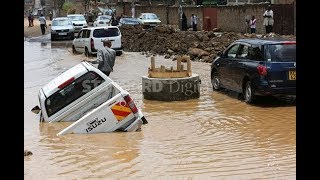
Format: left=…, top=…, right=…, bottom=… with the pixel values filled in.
left=24, top=40, right=295, bottom=179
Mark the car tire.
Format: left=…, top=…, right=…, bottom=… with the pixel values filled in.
left=51, top=34, right=55, bottom=41
left=244, top=81, right=255, bottom=103
left=72, top=45, right=77, bottom=54
left=116, top=51, right=122, bottom=56
left=70, top=33, right=74, bottom=40
left=85, top=48, right=91, bottom=57
left=211, top=72, right=221, bottom=91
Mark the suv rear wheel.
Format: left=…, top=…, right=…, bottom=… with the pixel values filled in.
left=116, top=51, right=122, bottom=56
left=211, top=72, right=221, bottom=91
left=51, top=34, right=55, bottom=41
left=244, top=81, right=255, bottom=103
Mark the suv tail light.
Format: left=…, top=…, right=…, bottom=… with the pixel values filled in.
left=124, top=95, right=138, bottom=114
left=90, top=38, right=95, bottom=51
left=257, top=65, right=267, bottom=76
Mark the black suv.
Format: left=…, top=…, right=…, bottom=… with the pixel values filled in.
left=211, top=39, right=296, bottom=103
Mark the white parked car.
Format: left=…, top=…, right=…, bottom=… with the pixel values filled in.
left=137, top=13, right=161, bottom=28
left=50, top=17, right=75, bottom=41
left=67, top=14, right=88, bottom=33
left=31, top=61, right=147, bottom=135
left=93, top=15, right=112, bottom=27
left=72, top=26, right=123, bottom=56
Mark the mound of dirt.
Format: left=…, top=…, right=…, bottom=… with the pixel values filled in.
left=120, top=25, right=295, bottom=63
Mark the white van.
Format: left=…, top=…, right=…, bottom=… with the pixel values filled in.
left=31, top=62, right=147, bottom=135
left=72, top=26, right=123, bottom=57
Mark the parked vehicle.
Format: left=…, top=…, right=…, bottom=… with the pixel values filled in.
left=31, top=61, right=147, bottom=135
left=93, top=15, right=112, bottom=27
left=118, top=17, right=141, bottom=26
left=50, top=17, right=75, bottom=41
left=67, top=14, right=88, bottom=33
left=211, top=38, right=296, bottom=103
left=137, top=13, right=161, bottom=28
left=72, top=26, right=123, bottom=56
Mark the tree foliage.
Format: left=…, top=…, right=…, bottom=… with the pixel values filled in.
left=62, top=1, right=75, bottom=14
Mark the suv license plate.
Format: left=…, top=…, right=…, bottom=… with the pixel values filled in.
left=58, top=33, right=67, bottom=35
left=289, top=70, right=296, bottom=80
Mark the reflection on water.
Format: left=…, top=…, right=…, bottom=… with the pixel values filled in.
left=24, top=42, right=296, bottom=179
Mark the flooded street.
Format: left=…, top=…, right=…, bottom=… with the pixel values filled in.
left=24, top=39, right=295, bottom=179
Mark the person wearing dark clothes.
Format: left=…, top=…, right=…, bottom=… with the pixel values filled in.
left=182, top=12, right=187, bottom=31
left=28, top=13, right=32, bottom=27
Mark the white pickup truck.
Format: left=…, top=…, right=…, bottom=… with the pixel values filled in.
left=31, top=61, right=147, bottom=135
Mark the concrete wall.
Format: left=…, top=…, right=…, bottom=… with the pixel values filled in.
left=106, top=3, right=295, bottom=34
left=217, top=4, right=266, bottom=34
left=121, top=5, right=204, bottom=30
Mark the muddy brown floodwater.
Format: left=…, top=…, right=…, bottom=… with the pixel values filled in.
left=24, top=39, right=296, bottom=179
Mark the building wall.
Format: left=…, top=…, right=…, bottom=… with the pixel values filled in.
left=217, top=4, right=266, bottom=34
left=272, top=0, right=294, bottom=4
left=217, top=3, right=294, bottom=34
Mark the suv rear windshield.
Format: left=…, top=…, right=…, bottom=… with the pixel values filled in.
left=45, top=71, right=105, bottom=117
left=52, top=19, right=72, bottom=26
left=68, top=16, right=86, bottom=21
left=265, top=44, right=296, bottom=62
left=93, top=28, right=120, bottom=38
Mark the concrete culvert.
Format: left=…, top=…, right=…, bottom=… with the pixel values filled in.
left=142, top=74, right=200, bottom=101
left=142, top=56, right=200, bottom=101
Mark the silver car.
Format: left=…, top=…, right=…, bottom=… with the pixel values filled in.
left=67, top=14, right=88, bottom=32
left=51, top=17, right=75, bottom=41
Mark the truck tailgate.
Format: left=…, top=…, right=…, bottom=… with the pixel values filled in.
left=57, top=93, right=138, bottom=135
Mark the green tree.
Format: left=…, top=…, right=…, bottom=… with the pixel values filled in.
left=53, top=0, right=65, bottom=16
left=62, top=1, right=75, bottom=14
left=81, top=0, right=91, bottom=11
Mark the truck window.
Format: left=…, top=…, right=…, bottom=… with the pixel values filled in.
left=45, top=71, right=105, bottom=117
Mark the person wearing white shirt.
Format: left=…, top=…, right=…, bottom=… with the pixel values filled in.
left=190, top=14, right=197, bottom=31
left=38, top=14, right=47, bottom=35
left=263, top=5, right=274, bottom=34
left=249, top=16, right=256, bottom=34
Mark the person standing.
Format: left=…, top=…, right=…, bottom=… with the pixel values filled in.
left=30, top=13, right=34, bottom=27
left=249, top=15, right=256, bottom=34
left=190, top=14, right=197, bottom=31
left=91, top=39, right=116, bottom=76
left=39, top=14, right=47, bottom=35
left=49, top=11, right=53, bottom=21
left=182, top=12, right=187, bottom=31
left=28, top=13, right=32, bottom=27
left=263, top=5, right=274, bottom=33
left=131, top=4, right=135, bottom=18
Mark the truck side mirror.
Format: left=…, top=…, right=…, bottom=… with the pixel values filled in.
left=31, top=106, right=41, bottom=114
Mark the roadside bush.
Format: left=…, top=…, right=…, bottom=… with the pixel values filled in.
left=62, top=2, right=74, bottom=14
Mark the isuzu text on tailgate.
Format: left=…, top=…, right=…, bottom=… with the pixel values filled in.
left=31, top=61, right=147, bottom=135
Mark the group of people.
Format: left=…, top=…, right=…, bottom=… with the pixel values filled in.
left=181, top=13, right=198, bottom=31
left=27, top=13, right=34, bottom=27
left=248, top=5, right=274, bottom=34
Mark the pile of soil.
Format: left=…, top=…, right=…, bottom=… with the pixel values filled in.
left=120, top=25, right=295, bottom=63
